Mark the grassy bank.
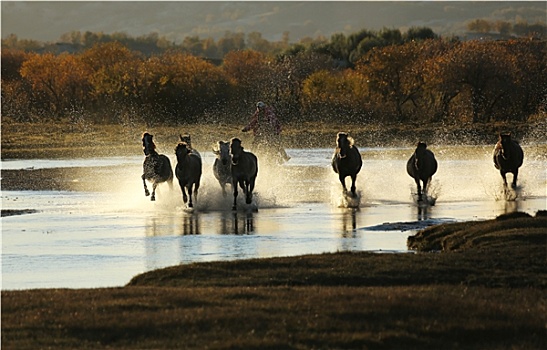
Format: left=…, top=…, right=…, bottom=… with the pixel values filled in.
left=2, top=119, right=545, bottom=159
left=2, top=213, right=546, bottom=349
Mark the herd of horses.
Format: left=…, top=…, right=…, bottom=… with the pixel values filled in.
left=141, top=131, right=525, bottom=210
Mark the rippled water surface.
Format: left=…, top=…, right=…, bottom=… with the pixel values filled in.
left=2, top=146, right=546, bottom=290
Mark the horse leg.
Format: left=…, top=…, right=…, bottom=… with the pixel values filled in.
left=179, top=180, right=188, bottom=204
left=151, top=183, right=157, bottom=201
left=339, top=174, right=348, bottom=194
left=232, top=180, right=239, bottom=210
left=245, top=178, right=254, bottom=204
left=194, top=181, right=200, bottom=201
left=416, top=178, right=423, bottom=202
left=350, top=174, right=357, bottom=197
left=422, top=177, right=430, bottom=201
left=187, top=184, right=194, bottom=208
left=500, top=170, right=508, bottom=188
left=220, top=183, right=227, bottom=197
left=142, top=175, right=150, bottom=197
left=511, top=169, right=518, bottom=189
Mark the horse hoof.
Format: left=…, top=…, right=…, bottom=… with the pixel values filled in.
left=151, top=197, right=156, bottom=201
left=145, top=191, right=150, bottom=197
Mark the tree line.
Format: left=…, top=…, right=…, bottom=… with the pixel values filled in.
left=1, top=30, right=545, bottom=127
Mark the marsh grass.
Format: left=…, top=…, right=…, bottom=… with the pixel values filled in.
left=2, top=119, right=543, bottom=159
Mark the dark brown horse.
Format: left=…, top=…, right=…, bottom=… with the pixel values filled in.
left=230, top=138, right=258, bottom=211
left=175, top=142, right=202, bottom=208
left=332, top=132, right=362, bottom=197
left=406, top=142, right=437, bottom=202
left=493, top=133, right=524, bottom=189
left=213, top=140, right=232, bottom=197
left=141, top=133, right=173, bottom=201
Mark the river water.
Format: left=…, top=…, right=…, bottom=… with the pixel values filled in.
left=2, top=145, right=546, bottom=290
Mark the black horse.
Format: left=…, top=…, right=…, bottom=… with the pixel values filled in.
left=406, top=142, right=438, bottom=202
left=493, top=133, right=524, bottom=189
left=230, top=138, right=258, bottom=211
left=332, top=132, right=362, bottom=197
left=175, top=142, right=202, bottom=208
left=213, top=140, right=232, bottom=197
left=141, top=132, right=173, bottom=201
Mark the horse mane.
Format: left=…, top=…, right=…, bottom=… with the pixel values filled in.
left=142, top=132, right=157, bottom=155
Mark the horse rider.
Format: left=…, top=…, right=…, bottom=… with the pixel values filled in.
left=242, top=101, right=290, bottom=161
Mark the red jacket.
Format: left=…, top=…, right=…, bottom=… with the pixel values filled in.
left=242, top=106, right=282, bottom=136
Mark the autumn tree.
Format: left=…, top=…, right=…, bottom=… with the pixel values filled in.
left=355, top=41, right=425, bottom=122
left=301, top=69, right=370, bottom=122
left=20, top=52, right=91, bottom=117
left=139, top=52, right=232, bottom=123
left=222, top=50, right=275, bottom=108
left=80, top=42, right=143, bottom=113
left=1, top=49, right=32, bottom=120
left=435, top=41, right=519, bottom=123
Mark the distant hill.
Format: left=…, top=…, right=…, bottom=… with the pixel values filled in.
left=2, top=1, right=546, bottom=43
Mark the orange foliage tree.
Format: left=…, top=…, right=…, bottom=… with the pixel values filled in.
left=20, top=52, right=91, bottom=117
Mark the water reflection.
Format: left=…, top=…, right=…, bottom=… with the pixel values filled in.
left=341, top=208, right=358, bottom=235
left=220, top=211, right=254, bottom=235
left=504, top=199, right=521, bottom=214
left=145, top=216, right=176, bottom=237
left=180, top=212, right=201, bottom=235
left=416, top=203, right=432, bottom=221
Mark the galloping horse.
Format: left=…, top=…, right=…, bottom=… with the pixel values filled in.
left=175, top=142, right=202, bottom=208
left=141, top=132, right=173, bottom=201
left=493, top=133, right=524, bottom=189
left=332, top=132, right=362, bottom=197
left=406, top=142, right=438, bottom=202
left=213, top=140, right=232, bottom=197
left=230, top=138, right=258, bottom=211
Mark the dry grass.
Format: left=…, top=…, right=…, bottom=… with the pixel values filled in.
left=2, top=285, right=544, bottom=349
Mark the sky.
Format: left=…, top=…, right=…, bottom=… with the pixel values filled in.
left=2, top=1, right=546, bottom=43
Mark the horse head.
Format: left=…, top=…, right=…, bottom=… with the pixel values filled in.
left=175, top=142, right=190, bottom=161
left=498, top=133, right=512, bottom=159
left=180, top=134, right=192, bottom=148
left=142, top=132, right=156, bottom=156
left=230, top=138, right=244, bottom=165
left=214, top=141, right=231, bottom=166
left=336, top=132, right=353, bottom=159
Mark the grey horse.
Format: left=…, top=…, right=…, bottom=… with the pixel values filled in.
left=141, top=132, right=173, bottom=201
left=213, top=140, right=232, bottom=197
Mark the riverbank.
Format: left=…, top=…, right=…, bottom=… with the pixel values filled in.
left=2, top=119, right=545, bottom=159
left=2, top=212, right=546, bottom=349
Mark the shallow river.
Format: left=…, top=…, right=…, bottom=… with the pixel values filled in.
left=2, top=145, right=546, bottom=290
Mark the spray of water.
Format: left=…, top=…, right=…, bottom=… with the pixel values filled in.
left=100, top=143, right=545, bottom=215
